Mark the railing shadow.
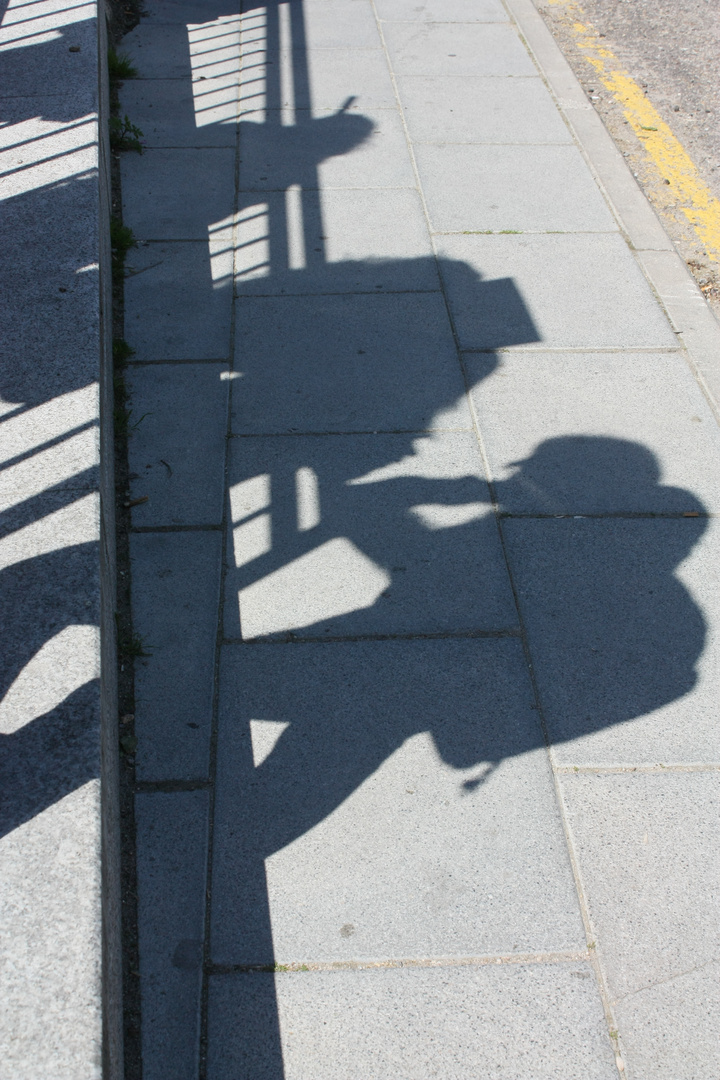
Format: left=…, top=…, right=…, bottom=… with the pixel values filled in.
left=0, top=1, right=710, bottom=1078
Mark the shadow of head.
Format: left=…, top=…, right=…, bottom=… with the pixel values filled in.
left=239, top=101, right=375, bottom=187
left=499, top=434, right=707, bottom=515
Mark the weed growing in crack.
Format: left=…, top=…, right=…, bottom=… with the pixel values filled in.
left=108, top=47, right=137, bottom=80
left=120, top=632, right=151, bottom=658
left=113, top=338, right=135, bottom=367
left=109, top=113, right=144, bottom=153
left=110, top=217, right=136, bottom=278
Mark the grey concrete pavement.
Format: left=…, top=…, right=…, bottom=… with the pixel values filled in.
left=120, top=1, right=720, bottom=1077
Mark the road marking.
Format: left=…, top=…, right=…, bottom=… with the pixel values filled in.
left=545, top=0, right=720, bottom=263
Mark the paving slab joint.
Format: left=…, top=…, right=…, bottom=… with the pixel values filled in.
left=99, top=5, right=124, bottom=1077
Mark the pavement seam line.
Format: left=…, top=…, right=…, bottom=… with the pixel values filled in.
left=207, top=951, right=591, bottom=975
left=196, top=17, right=243, bottom=1078
left=556, top=764, right=720, bottom=774
left=608, top=955, right=720, bottom=1007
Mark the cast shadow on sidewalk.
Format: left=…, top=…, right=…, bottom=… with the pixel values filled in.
left=0, top=3, right=709, bottom=1078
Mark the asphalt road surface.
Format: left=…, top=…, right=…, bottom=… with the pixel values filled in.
left=539, top=0, right=720, bottom=315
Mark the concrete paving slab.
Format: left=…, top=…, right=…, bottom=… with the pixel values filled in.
left=127, top=363, right=229, bottom=527
left=123, top=25, right=195, bottom=80
left=0, top=782, right=103, bottom=1080
left=467, top=351, right=720, bottom=514
left=211, top=637, right=583, bottom=964
left=122, top=148, right=235, bottom=240
left=503, top=518, right=720, bottom=765
left=223, top=432, right=518, bottom=639
left=0, top=490, right=100, bottom=580
left=317, top=108, right=415, bottom=188
left=560, top=771, right=720, bottom=1000
left=231, top=292, right=469, bottom=434
left=131, top=531, right=222, bottom=781
left=376, top=0, right=510, bottom=21
left=207, top=963, right=617, bottom=1080
left=139, top=0, right=239, bottom=25
left=272, top=50, right=398, bottom=112
left=382, top=22, right=537, bottom=78
left=124, top=18, right=240, bottom=83
left=0, top=19, right=100, bottom=101
left=560, top=772, right=720, bottom=1078
left=0, top=384, right=98, bottom=469
left=613, top=960, right=720, bottom=1080
left=236, top=189, right=438, bottom=294
left=0, top=531, right=100, bottom=769
left=136, top=791, right=209, bottom=1080
left=0, top=422, right=98, bottom=513
left=238, top=110, right=415, bottom=191
left=119, top=78, right=238, bottom=147
left=396, top=75, right=573, bottom=144
left=299, top=1, right=382, bottom=50
left=0, top=174, right=104, bottom=406
left=124, top=242, right=233, bottom=360
left=415, top=144, right=617, bottom=233
left=436, top=234, right=679, bottom=349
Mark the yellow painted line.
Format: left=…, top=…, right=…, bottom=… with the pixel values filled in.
left=546, top=0, right=720, bottom=261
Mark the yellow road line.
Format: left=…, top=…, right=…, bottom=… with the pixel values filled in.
left=546, top=0, right=720, bottom=261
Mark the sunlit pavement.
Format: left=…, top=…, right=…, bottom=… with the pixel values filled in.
left=121, top=3, right=720, bottom=1078
left=3, top=0, right=718, bottom=1075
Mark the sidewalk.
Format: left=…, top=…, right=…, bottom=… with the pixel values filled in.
left=120, top=1, right=720, bottom=1077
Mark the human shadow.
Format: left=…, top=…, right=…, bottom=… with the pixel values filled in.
left=101, top=0, right=711, bottom=1076
left=223, top=433, right=707, bottom=854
